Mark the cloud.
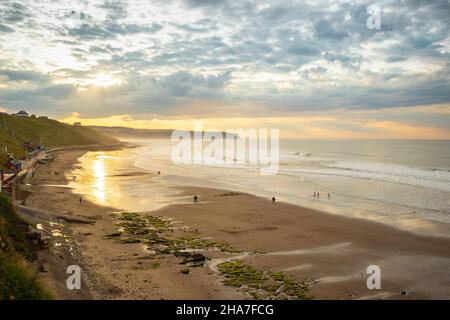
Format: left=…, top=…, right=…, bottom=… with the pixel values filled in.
left=0, top=69, right=48, bottom=82
left=0, top=24, right=14, bottom=33
left=0, top=83, right=76, bottom=113
left=184, top=0, right=224, bottom=8
left=0, top=1, right=30, bottom=24
left=0, top=0, right=448, bottom=127
left=65, top=21, right=162, bottom=40
left=288, top=43, right=321, bottom=56
left=314, top=19, right=348, bottom=40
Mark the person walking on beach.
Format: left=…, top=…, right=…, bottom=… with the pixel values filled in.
left=194, top=195, right=198, bottom=203
left=328, top=193, right=330, bottom=199
left=79, top=197, right=82, bottom=204
left=272, top=196, right=276, bottom=203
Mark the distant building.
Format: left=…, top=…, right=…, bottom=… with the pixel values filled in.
left=73, top=122, right=82, bottom=126
left=14, top=110, right=29, bottom=117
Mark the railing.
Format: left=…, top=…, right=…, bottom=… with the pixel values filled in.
left=45, top=143, right=123, bottom=153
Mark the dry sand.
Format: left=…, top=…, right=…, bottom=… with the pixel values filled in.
left=22, top=149, right=450, bottom=300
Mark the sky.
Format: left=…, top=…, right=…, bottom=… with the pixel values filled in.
left=0, top=0, right=449, bottom=139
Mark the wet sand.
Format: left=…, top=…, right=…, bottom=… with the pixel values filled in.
left=163, top=187, right=450, bottom=299
left=24, top=150, right=246, bottom=300
left=23, top=149, right=450, bottom=300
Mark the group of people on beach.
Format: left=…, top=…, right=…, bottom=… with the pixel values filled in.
left=313, top=192, right=331, bottom=200
left=191, top=194, right=331, bottom=205
left=270, top=192, right=332, bottom=204
left=272, top=192, right=331, bottom=203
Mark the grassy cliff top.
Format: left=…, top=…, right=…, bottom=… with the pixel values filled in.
left=0, top=113, right=118, bottom=169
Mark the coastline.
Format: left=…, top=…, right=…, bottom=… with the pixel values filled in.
left=22, top=148, right=450, bottom=299
left=23, top=149, right=247, bottom=299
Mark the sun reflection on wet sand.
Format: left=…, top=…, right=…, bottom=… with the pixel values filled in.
left=68, top=149, right=183, bottom=212
left=92, top=155, right=106, bottom=203
left=67, top=145, right=450, bottom=238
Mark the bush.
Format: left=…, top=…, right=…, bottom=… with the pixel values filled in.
left=0, top=252, right=51, bottom=300
left=0, top=193, right=51, bottom=300
left=0, top=193, right=36, bottom=260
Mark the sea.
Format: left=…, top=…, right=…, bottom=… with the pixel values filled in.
left=68, top=139, right=450, bottom=237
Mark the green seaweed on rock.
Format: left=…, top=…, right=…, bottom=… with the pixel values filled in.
left=218, top=260, right=311, bottom=300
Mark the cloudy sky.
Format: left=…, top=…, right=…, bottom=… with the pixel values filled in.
left=0, top=0, right=449, bottom=138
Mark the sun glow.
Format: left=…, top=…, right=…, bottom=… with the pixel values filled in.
left=86, top=73, right=123, bottom=88
left=59, top=104, right=450, bottom=140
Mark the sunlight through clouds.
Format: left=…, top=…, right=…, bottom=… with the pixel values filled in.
left=0, top=0, right=449, bottom=138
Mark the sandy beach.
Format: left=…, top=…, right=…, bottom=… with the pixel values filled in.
left=21, top=148, right=450, bottom=300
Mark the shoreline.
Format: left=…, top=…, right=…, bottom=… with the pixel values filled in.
left=23, top=149, right=247, bottom=299
left=22, top=148, right=450, bottom=299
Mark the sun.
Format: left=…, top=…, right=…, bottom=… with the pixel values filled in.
left=87, top=73, right=123, bottom=87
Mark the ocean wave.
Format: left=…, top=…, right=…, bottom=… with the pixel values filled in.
left=331, top=161, right=450, bottom=182
left=280, top=161, right=450, bottom=192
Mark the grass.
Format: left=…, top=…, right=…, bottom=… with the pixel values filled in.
left=0, top=193, right=38, bottom=260
left=218, top=260, right=311, bottom=300
left=0, top=194, right=51, bottom=300
left=0, top=113, right=117, bottom=170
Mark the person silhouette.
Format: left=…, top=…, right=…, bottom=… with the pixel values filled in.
left=194, top=195, right=198, bottom=203
left=272, top=196, right=276, bottom=203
